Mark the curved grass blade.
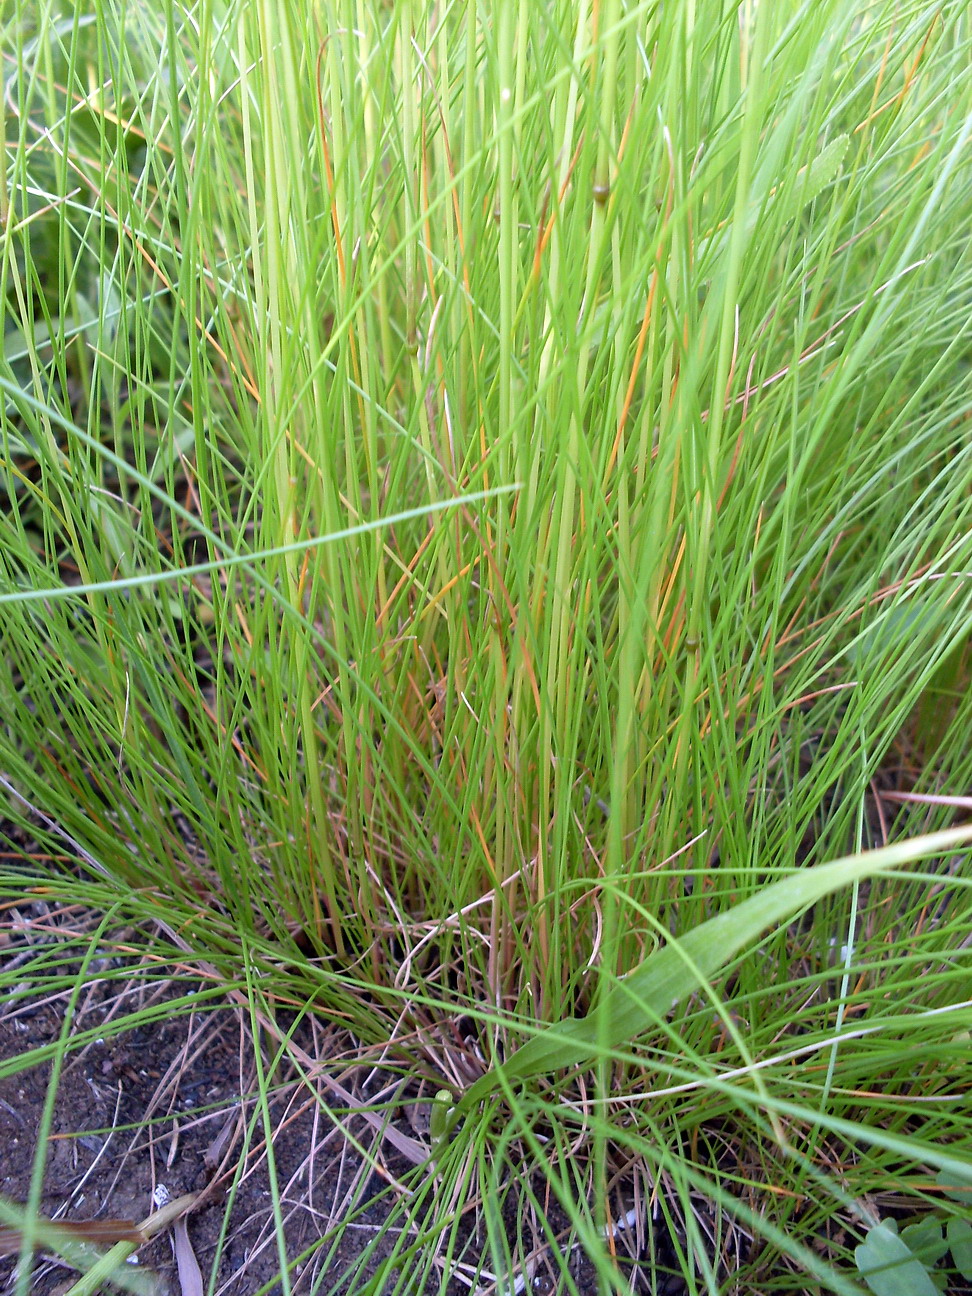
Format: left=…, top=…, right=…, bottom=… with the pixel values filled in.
left=462, top=827, right=972, bottom=1104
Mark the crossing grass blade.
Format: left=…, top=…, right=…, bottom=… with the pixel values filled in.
left=463, top=826, right=972, bottom=1101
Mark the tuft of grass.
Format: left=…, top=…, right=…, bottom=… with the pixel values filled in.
left=2, top=0, right=972, bottom=1291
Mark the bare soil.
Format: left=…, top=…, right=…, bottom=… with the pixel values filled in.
left=0, top=948, right=431, bottom=1295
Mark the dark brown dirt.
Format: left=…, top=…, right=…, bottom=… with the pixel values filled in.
left=0, top=963, right=425, bottom=1295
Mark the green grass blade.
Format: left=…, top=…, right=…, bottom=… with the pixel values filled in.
left=465, top=826, right=972, bottom=1099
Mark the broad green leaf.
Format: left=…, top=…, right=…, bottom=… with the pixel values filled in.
left=856, top=1223, right=940, bottom=1296
left=462, top=827, right=972, bottom=1103
left=947, top=1218, right=972, bottom=1280
left=900, top=1218, right=948, bottom=1268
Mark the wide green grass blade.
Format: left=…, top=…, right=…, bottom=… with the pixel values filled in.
left=465, top=826, right=972, bottom=1099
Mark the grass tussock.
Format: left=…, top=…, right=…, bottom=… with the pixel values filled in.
left=2, top=1, right=972, bottom=1292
